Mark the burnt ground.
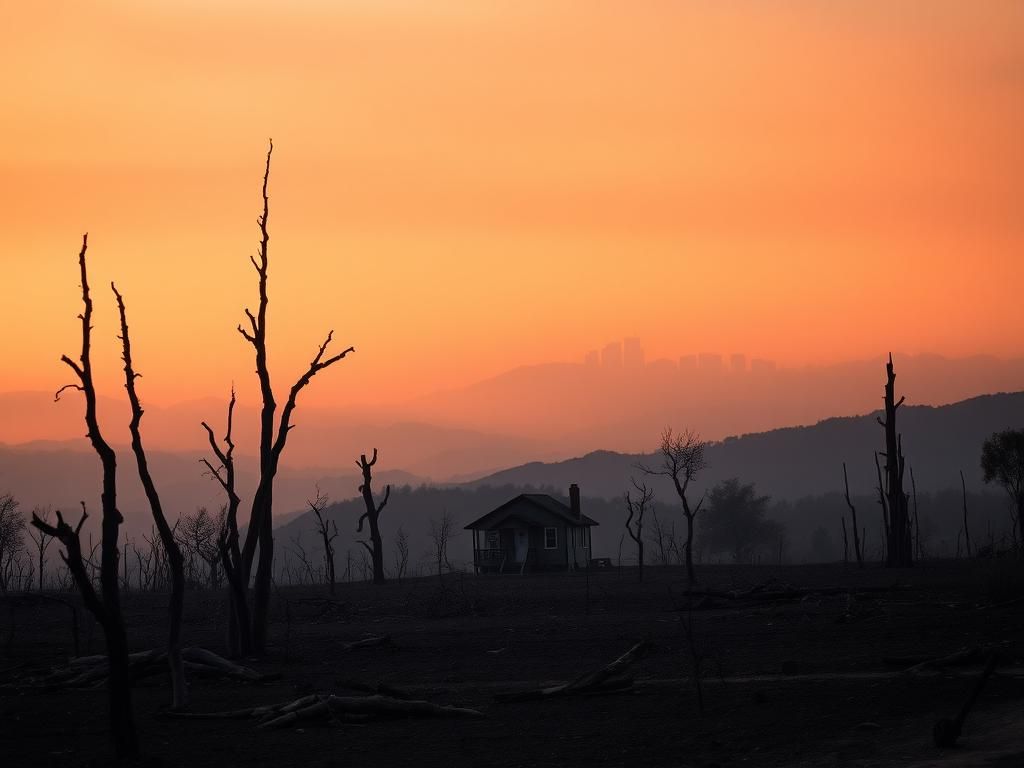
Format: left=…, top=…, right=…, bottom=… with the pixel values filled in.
left=2, top=560, right=1024, bottom=767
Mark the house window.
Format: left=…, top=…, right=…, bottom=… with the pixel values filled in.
left=582, top=528, right=589, bottom=548
left=544, top=527, right=558, bottom=549
left=485, top=531, right=499, bottom=549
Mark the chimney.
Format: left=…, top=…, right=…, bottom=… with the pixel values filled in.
left=569, top=483, right=581, bottom=520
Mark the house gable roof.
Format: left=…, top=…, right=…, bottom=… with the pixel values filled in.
left=464, top=493, right=599, bottom=530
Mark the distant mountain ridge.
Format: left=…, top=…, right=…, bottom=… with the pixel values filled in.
left=405, top=353, right=1024, bottom=453
left=465, top=391, right=1024, bottom=503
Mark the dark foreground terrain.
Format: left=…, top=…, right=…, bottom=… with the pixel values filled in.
left=3, top=561, right=1023, bottom=767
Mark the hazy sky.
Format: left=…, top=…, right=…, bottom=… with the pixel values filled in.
left=2, top=1, right=1022, bottom=411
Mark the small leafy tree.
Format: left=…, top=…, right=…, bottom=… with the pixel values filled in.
left=699, top=478, right=781, bottom=564
left=981, top=429, right=1024, bottom=551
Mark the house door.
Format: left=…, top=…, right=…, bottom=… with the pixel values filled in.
left=514, top=529, right=529, bottom=562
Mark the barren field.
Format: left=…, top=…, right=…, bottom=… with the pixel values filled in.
left=3, top=561, right=1023, bottom=767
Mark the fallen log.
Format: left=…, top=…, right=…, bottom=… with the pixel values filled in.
left=25, top=646, right=262, bottom=688
left=182, top=647, right=262, bottom=680
left=933, top=653, right=999, bottom=747
left=677, top=584, right=910, bottom=604
left=904, top=647, right=987, bottom=675
left=335, top=677, right=412, bottom=700
left=167, top=692, right=484, bottom=728
left=495, top=640, right=650, bottom=702
left=342, top=635, right=392, bottom=652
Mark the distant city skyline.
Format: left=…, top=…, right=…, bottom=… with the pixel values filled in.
left=584, top=338, right=775, bottom=373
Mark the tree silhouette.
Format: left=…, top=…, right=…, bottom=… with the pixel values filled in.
left=638, top=427, right=707, bottom=583
left=699, top=478, right=780, bottom=564
left=201, top=386, right=251, bottom=656
left=26, top=506, right=53, bottom=591
left=624, top=477, right=653, bottom=582
left=113, top=283, right=188, bottom=708
left=429, top=510, right=455, bottom=580
left=392, top=527, right=410, bottom=583
left=981, top=428, right=1024, bottom=550
left=356, top=449, right=390, bottom=585
left=959, top=469, right=972, bottom=557
left=0, top=493, right=24, bottom=593
left=308, top=487, right=337, bottom=593
left=234, top=140, right=354, bottom=653
left=32, top=236, right=139, bottom=758
left=841, top=462, right=864, bottom=567
left=877, top=354, right=913, bottom=567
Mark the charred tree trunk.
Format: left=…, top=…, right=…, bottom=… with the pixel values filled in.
left=638, top=428, right=707, bottom=585
left=308, top=488, right=337, bottom=594
left=911, top=464, right=921, bottom=560
left=114, top=285, right=187, bottom=708
left=202, top=389, right=251, bottom=658
left=877, top=354, right=913, bottom=567
left=679, top=492, right=704, bottom=584
left=37, top=236, right=139, bottom=758
left=356, top=450, right=390, bottom=585
left=234, top=142, right=354, bottom=653
left=842, top=462, right=864, bottom=567
left=960, top=469, right=971, bottom=558
left=624, top=478, right=653, bottom=582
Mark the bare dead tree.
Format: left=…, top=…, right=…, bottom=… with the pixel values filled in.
left=308, top=487, right=337, bottom=593
left=356, top=449, right=390, bottom=585
left=873, top=451, right=889, bottom=558
left=392, top=527, right=410, bottom=583
left=33, top=235, right=138, bottom=757
left=201, top=387, right=250, bottom=657
left=960, top=469, right=972, bottom=558
left=113, top=283, right=188, bottom=708
left=647, top=507, right=672, bottom=566
left=638, top=427, right=707, bottom=584
left=235, top=141, right=355, bottom=652
left=429, top=510, right=455, bottom=581
left=288, top=536, right=317, bottom=585
left=0, top=493, right=25, bottom=593
left=142, top=527, right=168, bottom=591
left=841, top=463, right=863, bottom=567
left=877, top=355, right=913, bottom=567
left=27, top=506, right=54, bottom=591
left=624, top=478, right=654, bottom=582
left=910, top=464, right=922, bottom=559
left=178, top=508, right=222, bottom=588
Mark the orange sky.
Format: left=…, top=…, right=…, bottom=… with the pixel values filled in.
left=1, top=1, right=1022, bottom=413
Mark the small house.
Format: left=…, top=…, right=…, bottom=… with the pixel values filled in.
left=465, top=484, right=598, bottom=574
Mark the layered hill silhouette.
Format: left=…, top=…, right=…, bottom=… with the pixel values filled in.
left=269, top=390, right=1024, bottom=572
left=3, top=367, right=1023, bottom=549
left=465, top=391, right=1024, bottom=503
left=5, top=354, right=1024, bottom=481
left=405, top=353, right=1024, bottom=454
